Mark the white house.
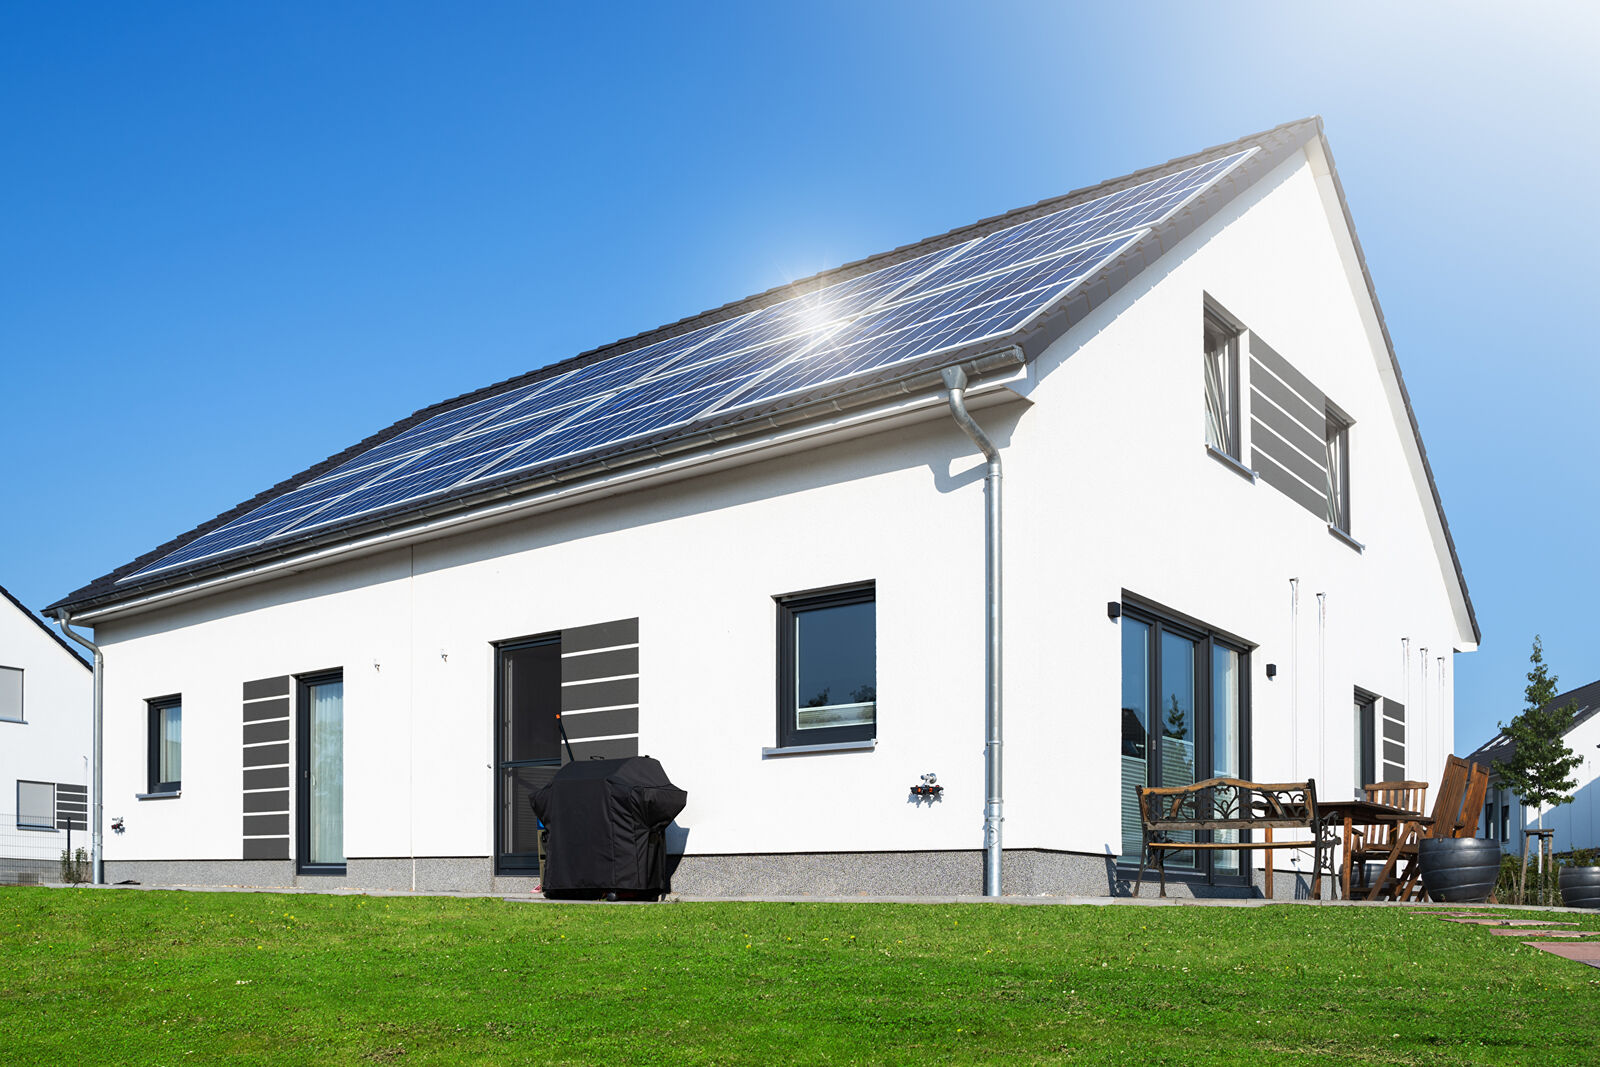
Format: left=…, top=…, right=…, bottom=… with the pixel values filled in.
left=2, top=582, right=92, bottom=882
left=1467, top=679, right=1600, bottom=857
left=47, top=117, right=1479, bottom=896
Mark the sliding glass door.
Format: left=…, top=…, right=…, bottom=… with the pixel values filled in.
left=1118, top=603, right=1249, bottom=883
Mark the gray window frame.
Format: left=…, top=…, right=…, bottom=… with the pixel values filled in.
left=0, top=665, right=22, bottom=723
left=774, top=582, right=877, bottom=751
left=1325, top=404, right=1352, bottom=533
left=16, top=779, right=55, bottom=832
left=147, top=695, right=182, bottom=794
left=1203, top=301, right=1243, bottom=460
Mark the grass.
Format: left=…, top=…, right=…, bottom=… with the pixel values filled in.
left=1, top=890, right=1597, bottom=1065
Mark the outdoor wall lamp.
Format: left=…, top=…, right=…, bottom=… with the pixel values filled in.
left=1266, top=663, right=1278, bottom=680
left=1107, top=602, right=1122, bottom=620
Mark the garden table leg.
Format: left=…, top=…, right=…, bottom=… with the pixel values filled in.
left=1264, top=826, right=1274, bottom=900
left=1341, top=816, right=1354, bottom=900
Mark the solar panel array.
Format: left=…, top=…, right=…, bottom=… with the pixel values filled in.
left=127, top=147, right=1256, bottom=581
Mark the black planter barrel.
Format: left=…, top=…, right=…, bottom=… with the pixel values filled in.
left=1418, top=838, right=1501, bottom=903
left=1559, top=866, right=1600, bottom=909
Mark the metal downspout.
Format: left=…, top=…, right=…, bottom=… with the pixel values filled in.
left=941, top=366, right=1003, bottom=897
left=54, top=611, right=104, bottom=886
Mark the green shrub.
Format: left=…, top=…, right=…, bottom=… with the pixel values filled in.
left=1495, top=851, right=1561, bottom=905
left=58, top=847, right=89, bottom=885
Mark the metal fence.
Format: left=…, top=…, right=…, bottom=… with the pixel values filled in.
left=1, top=813, right=89, bottom=885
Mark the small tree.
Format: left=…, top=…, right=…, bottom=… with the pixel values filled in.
left=1494, top=636, right=1582, bottom=832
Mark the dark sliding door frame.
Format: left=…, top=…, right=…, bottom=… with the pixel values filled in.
left=1121, top=598, right=1253, bottom=887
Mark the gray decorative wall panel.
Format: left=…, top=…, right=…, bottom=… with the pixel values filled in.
left=1248, top=333, right=1330, bottom=522
left=242, top=676, right=292, bottom=860
left=560, top=617, right=640, bottom=761
left=54, top=783, right=87, bottom=831
left=1380, top=698, right=1406, bottom=780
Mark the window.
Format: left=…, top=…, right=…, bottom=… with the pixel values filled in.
left=1118, top=600, right=1249, bottom=882
left=1353, top=692, right=1376, bottom=795
left=17, top=780, right=54, bottom=831
left=1203, top=308, right=1241, bottom=458
left=1, top=666, right=22, bottom=722
left=1325, top=407, right=1351, bottom=532
left=776, top=583, right=876, bottom=749
left=147, top=696, right=182, bottom=794
left=297, top=672, right=344, bottom=872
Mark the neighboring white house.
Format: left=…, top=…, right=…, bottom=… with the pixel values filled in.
left=47, top=117, right=1479, bottom=897
left=1467, top=679, right=1600, bottom=857
left=2, top=582, right=92, bottom=882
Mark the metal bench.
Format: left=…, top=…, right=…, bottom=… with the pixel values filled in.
left=1135, top=777, right=1336, bottom=897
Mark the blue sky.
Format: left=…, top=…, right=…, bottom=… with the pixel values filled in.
left=2, top=3, right=1595, bottom=749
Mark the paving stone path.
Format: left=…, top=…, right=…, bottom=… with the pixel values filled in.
left=1420, top=907, right=1600, bottom=969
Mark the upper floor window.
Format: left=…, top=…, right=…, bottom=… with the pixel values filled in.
left=1325, top=407, right=1351, bottom=533
left=0, top=666, right=21, bottom=722
left=148, top=695, right=182, bottom=794
left=776, top=583, right=876, bottom=749
left=1203, top=309, right=1241, bottom=458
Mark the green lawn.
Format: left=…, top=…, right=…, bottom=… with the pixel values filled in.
left=1, top=890, right=1595, bottom=1065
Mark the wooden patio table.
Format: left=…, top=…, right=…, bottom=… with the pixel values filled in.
left=1317, top=799, right=1433, bottom=901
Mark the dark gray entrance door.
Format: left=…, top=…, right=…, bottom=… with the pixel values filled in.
left=495, top=636, right=563, bottom=871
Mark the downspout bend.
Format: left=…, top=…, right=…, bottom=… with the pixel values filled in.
left=941, top=366, right=1003, bottom=897
left=54, top=611, right=104, bottom=886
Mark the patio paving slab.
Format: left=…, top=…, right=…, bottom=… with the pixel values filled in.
left=1433, top=917, right=1576, bottom=926
left=1522, top=941, right=1600, bottom=968
left=1488, top=929, right=1599, bottom=937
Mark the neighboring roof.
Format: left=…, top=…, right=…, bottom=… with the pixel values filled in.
left=1465, top=678, right=1600, bottom=772
left=48, top=117, right=1477, bottom=639
left=1, top=581, right=92, bottom=669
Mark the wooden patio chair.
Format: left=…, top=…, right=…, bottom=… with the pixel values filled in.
left=1345, top=780, right=1428, bottom=898
left=1390, top=755, right=1474, bottom=900
left=1455, top=763, right=1490, bottom=839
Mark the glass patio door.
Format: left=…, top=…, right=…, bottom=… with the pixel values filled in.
left=1118, top=604, right=1249, bottom=883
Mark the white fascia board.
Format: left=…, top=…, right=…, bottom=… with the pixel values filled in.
left=77, top=364, right=1033, bottom=625
left=1303, top=136, right=1479, bottom=652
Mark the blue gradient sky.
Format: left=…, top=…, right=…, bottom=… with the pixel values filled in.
left=3, top=3, right=1595, bottom=749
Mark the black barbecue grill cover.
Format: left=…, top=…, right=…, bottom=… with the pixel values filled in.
left=530, top=756, right=687, bottom=895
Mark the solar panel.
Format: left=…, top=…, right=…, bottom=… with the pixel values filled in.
left=125, top=146, right=1255, bottom=581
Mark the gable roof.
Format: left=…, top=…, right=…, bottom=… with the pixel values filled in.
left=1465, top=678, right=1600, bottom=772
left=47, top=117, right=1477, bottom=640
left=1, top=581, right=91, bottom=669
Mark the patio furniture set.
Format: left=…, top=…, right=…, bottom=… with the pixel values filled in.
left=1134, top=754, right=1491, bottom=900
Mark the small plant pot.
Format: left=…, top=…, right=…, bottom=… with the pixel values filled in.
left=1418, top=837, right=1501, bottom=903
left=1559, top=866, right=1600, bottom=909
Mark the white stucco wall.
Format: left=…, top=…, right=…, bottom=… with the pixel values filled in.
left=87, top=143, right=1475, bottom=873
left=1, top=590, right=93, bottom=858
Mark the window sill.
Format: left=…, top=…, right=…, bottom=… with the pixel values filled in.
left=761, top=738, right=877, bottom=758
left=136, top=790, right=182, bottom=800
left=1327, top=524, right=1365, bottom=553
left=1206, top=446, right=1257, bottom=483
left=16, top=824, right=57, bottom=833
left=1, top=718, right=25, bottom=725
